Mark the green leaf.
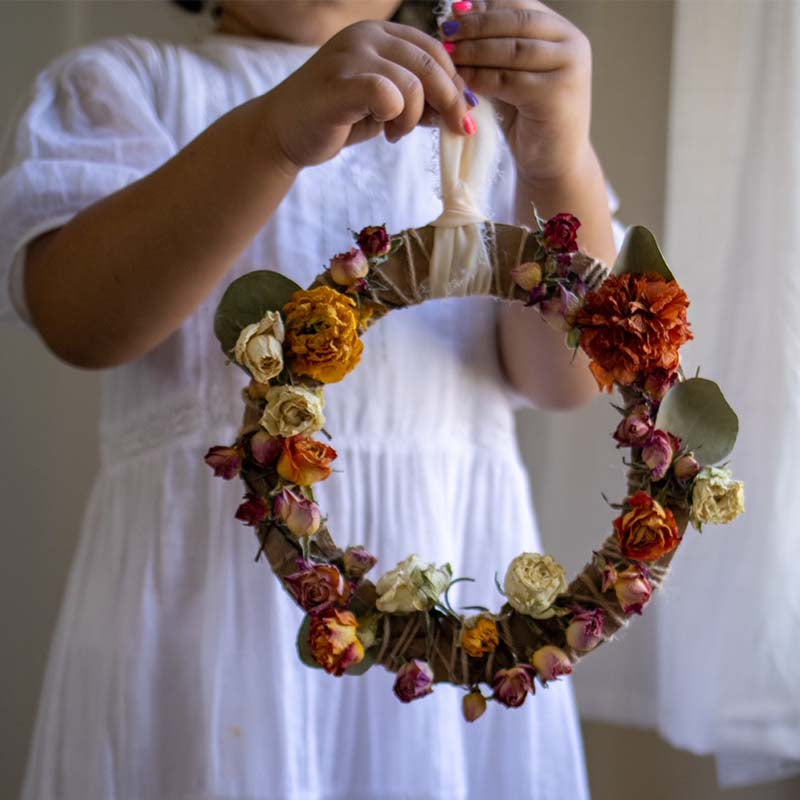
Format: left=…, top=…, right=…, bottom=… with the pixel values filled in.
left=612, top=225, right=676, bottom=282
left=213, top=270, right=303, bottom=360
left=345, top=646, right=377, bottom=677
left=655, top=377, right=739, bottom=465
left=296, top=615, right=323, bottom=670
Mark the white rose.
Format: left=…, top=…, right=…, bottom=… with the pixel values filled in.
left=375, top=554, right=452, bottom=614
left=504, top=553, right=568, bottom=619
left=690, top=466, right=745, bottom=527
left=233, top=311, right=285, bottom=383
left=259, top=385, right=325, bottom=438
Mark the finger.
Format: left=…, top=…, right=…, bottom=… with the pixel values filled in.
left=441, top=6, right=569, bottom=44
left=448, top=37, right=567, bottom=72
left=332, top=72, right=405, bottom=126
left=371, top=58, right=427, bottom=142
left=454, top=66, right=551, bottom=106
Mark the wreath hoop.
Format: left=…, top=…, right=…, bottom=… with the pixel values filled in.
left=206, top=212, right=744, bottom=719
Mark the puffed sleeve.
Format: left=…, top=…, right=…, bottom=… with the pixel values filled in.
left=0, top=37, right=177, bottom=326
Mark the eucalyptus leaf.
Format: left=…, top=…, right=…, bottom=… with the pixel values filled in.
left=213, top=270, right=302, bottom=360
left=345, top=646, right=377, bottom=677
left=655, top=377, right=739, bottom=465
left=296, top=615, right=323, bottom=670
left=612, top=225, right=676, bottom=282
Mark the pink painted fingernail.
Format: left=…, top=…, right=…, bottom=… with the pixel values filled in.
left=463, top=113, right=477, bottom=135
left=443, top=41, right=456, bottom=54
left=453, top=1, right=473, bottom=12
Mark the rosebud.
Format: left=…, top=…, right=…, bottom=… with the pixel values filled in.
left=342, top=546, right=378, bottom=580
left=674, top=453, right=700, bottom=480
left=614, top=565, right=653, bottom=615
left=613, top=404, right=653, bottom=447
left=642, top=429, right=678, bottom=481
left=565, top=607, right=605, bottom=652
left=525, top=284, right=549, bottom=308
left=643, top=368, right=678, bottom=401
left=531, top=645, right=573, bottom=685
left=540, top=285, right=581, bottom=332
left=329, top=247, right=369, bottom=287
left=204, top=445, right=243, bottom=479
left=235, top=493, right=269, bottom=526
left=600, top=561, right=618, bottom=593
left=511, top=261, right=543, bottom=291
left=492, top=664, right=536, bottom=708
left=273, top=488, right=321, bottom=538
left=249, top=430, right=282, bottom=466
left=356, top=225, right=391, bottom=258
left=462, top=691, right=488, bottom=722
left=393, top=659, right=434, bottom=703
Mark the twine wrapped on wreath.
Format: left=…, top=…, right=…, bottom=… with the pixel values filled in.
left=207, top=93, right=743, bottom=715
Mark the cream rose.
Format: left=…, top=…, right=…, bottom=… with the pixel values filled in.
left=233, top=311, right=285, bottom=383
left=504, top=553, right=568, bottom=619
left=690, top=466, right=745, bottom=527
left=375, top=554, right=451, bottom=614
left=260, top=385, right=325, bottom=438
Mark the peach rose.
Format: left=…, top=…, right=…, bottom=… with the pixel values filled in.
left=308, top=608, right=365, bottom=676
left=277, top=435, right=337, bottom=486
left=613, top=490, right=682, bottom=562
left=461, top=616, right=500, bottom=658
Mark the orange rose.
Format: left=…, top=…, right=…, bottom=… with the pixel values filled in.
left=283, top=286, right=364, bottom=383
left=277, top=435, right=337, bottom=486
left=309, top=608, right=365, bottom=676
left=613, top=490, right=681, bottom=562
left=461, top=616, right=500, bottom=658
left=577, top=272, right=692, bottom=393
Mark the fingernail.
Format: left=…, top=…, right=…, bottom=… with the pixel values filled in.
left=463, top=113, right=477, bottom=135
left=464, top=88, right=479, bottom=107
left=443, top=41, right=456, bottom=54
left=453, top=1, right=473, bottom=12
left=441, top=20, right=460, bottom=36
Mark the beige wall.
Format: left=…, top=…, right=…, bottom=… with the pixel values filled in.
left=1, top=2, right=797, bottom=799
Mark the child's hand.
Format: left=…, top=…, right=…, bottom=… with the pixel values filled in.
left=441, top=0, right=592, bottom=185
left=266, top=20, right=476, bottom=171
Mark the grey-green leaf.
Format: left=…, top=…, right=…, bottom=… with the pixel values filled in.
left=296, top=615, right=323, bottom=670
left=345, top=646, right=377, bottom=677
left=655, top=377, right=739, bottom=465
left=612, top=225, right=676, bottom=282
left=213, top=270, right=302, bottom=360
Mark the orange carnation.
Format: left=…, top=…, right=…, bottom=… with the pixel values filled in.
left=461, top=616, right=500, bottom=658
left=309, top=608, right=365, bottom=676
left=576, top=272, right=692, bottom=392
left=283, top=286, right=364, bottom=383
left=613, top=490, right=682, bottom=562
left=277, top=435, right=337, bottom=486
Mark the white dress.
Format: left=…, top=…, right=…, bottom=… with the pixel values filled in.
left=0, top=33, right=592, bottom=800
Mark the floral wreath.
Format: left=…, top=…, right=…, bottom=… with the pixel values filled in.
left=206, top=212, right=744, bottom=720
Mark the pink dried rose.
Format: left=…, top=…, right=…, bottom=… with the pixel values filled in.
left=643, top=368, right=678, bottom=401
left=250, top=430, right=282, bottom=466
left=642, top=430, right=680, bottom=481
left=356, top=225, right=391, bottom=258
left=531, top=645, right=573, bottom=685
left=235, top=493, right=269, bottom=526
left=542, top=212, right=580, bottom=252
left=393, top=659, right=434, bottom=703
left=492, top=664, right=536, bottom=708
left=462, top=690, right=488, bottom=722
left=540, top=285, right=582, bottom=332
left=614, top=565, right=653, bottom=615
left=342, top=546, right=378, bottom=580
left=273, top=488, right=321, bottom=538
left=204, top=445, right=243, bottom=479
left=284, top=560, right=348, bottom=614
left=565, top=607, right=605, bottom=652
left=613, top=404, right=653, bottom=447
left=600, top=561, right=618, bottom=592
left=328, top=247, right=369, bottom=287
left=674, top=453, right=700, bottom=480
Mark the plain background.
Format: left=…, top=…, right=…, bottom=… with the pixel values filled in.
left=1, top=1, right=798, bottom=799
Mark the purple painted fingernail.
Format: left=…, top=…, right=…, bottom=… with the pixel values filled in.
left=464, top=88, right=479, bottom=107
left=442, top=20, right=460, bottom=37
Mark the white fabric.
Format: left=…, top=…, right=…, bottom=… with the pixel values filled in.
left=0, top=33, right=596, bottom=800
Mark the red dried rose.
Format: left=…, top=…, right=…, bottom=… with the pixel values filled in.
left=542, top=213, right=580, bottom=252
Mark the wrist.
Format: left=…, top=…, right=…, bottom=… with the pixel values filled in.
left=515, top=141, right=599, bottom=196
left=241, top=93, right=304, bottom=183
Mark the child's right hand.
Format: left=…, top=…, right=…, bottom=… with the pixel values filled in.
left=265, top=20, right=476, bottom=170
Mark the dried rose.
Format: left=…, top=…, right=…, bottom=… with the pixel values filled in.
left=461, top=616, right=500, bottom=658
left=356, top=225, right=391, bottom=258
left=690, top=466, right=745, bottom=527
left=511, top=261, right=543, bottom=292
left=273, top=488, right=321, bottom=537
left=542, top=212, right=580, bottom=252
left=594, top=552, right=618, bottom=592
left=531, top=645, right=573, bottom=684
left=249, top=430, right=282, bottom=466
left=673, top=453, right=700, bottom=481
left=613, top=404, right=653, bottom=447
left=393, top=659, right=435, bottom=703
left=375, top=554, right=451, bottom=614
left=329, top=247, right=369, bottom=287
left=342, top=546, right=378, bottom=580
left=234, top=493, right=269, bottom=526
left=565, top=607, right=605, bottom=652
left=493, top=664, right=536, bottom=708
left=539, top=286, right=581, bottom=332
left=643, top=368, right=679, bottom=401
left=504, top=553, right=568, bottom=619
left=613, top=491, right=681, bottom=562
left=309, top=608, right=365, bottom=675
left=204, top=445, right=243, bottom=479
left=277, top=435, right=337, bottom=486
left=642, top=429, right=678, bottom=481
left=462, top=690, right=488, bottom=722
left=260, top=385, right=325, bottom=438
left=233, top=310, right=285, bottom=383
left=284, top=561, right=347, bottom=614
left=614, top=565, right=653, bottom=615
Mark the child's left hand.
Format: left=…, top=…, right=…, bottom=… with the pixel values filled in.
left=441, top=0, right=592, bottom=186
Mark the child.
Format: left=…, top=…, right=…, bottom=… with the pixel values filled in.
left=0, top=1, right=619, bottom=797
